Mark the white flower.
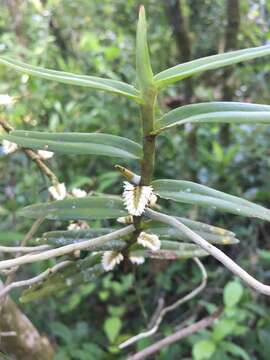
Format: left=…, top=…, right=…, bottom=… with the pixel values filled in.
left=102, top=251, right=124, bottom=271
left=0, top=94, right=16, bottom=106
left=137, top=232, right=161, bottom=251
left=71, top=188, right=87, bottom=198
left=2, top=140, right=18, bottom=154
left=149, top=194, right=158, bottom=207
left=48, top=182, right=67, bottom=200
left=129, top=254, right=145, bottom=265
left=117, top=215, right=133, bottom=224
left=122, top=181, right=153, bottom=216
left=67, top=221, right=89, bottom=230
left=38, top=150, right=54, bottom=160
left=67, top=223, right=80, bottom=231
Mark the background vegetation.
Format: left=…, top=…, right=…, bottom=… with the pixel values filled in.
left=0, top=0, right=270, bottom=359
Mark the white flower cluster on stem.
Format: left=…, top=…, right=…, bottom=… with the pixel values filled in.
left=122, top=181, right=154, bottom=216
left=48, top=183, right=67, bottom=200
left=137, top=232, right=160, bottom=251
left=102, top=251, right=124, bottom=271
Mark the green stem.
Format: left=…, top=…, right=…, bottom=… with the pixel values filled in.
left=132, top=86, right=157, bottom=232
left=140, top=86, right=157, bottom=186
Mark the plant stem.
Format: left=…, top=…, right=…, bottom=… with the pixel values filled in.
left=140, top=86, right=157, bottom=186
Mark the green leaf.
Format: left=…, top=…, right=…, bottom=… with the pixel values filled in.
left=221, top=341, right=250, bottom=360
left=1, top=131, right=142, bottom=159
left=19, top=196, right=127, bottom=220
left=258, top=249, right=270, bottom=262
left=40, top=233, right=125, bottom=250
left=40, top=228, right=125, bottom=249
left=104, top=317, right=122, bottom=344
left=193, top=339, right=216, bottom=360
left=154, top=45, right=270, bottom=87
left=212, top=319, right=236, bottom=342
left=145, top=220, right=239, bottom=245
left=50, top=322, right=73, bottom=344
left=155, top=102, right=270, bottom=131
left=131, top=243, right=208, bottom=259
left=136, top=6, right=154, bottom=91
left=223, top=281, right=243, bottom=307
left=160, top=241, right=208, bottom=258
left=20, top=256, right=103, bottom=302
left=152, top=179, right=270, bottom=221
left=0, top=57, right=140, bottom=100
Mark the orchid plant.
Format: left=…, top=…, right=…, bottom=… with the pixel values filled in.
left=1, top=5, right=270, bottom=348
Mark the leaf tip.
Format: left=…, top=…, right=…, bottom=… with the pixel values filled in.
left=139, top=5, right=145, bottom=17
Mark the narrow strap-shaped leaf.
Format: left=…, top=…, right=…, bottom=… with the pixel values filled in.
left=149, top=248, right=207, bottom=259
left=0, top=130, right=142, bottom=159
left=155, top=102, right=270, bottom=131
left=39, top=228, right=125, bottom=249
left=154, top=45, right=270, bottom=87
left=143, top=216, right=235, bottom=237
left=130, top=246, right=208, bottom=259
left=160, top=240, right=208, bottom=254
left=42, top=228, right=114, bottom=241
left=175, top=217, right=235, bottom=236
left=145, top=222, right=239, bottom=245
left=136, top=6, right=154, bottom=92
left=19, top=196, right=127, bottom=220
left=20, top=255, right=103, bottom=302
left=152, top=179, right=270, bottom=221
left=0, top=57, right=140, bottom=100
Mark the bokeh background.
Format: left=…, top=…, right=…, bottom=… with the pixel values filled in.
left=0, top=0, right=270, bottom=359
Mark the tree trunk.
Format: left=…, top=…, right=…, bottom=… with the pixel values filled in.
left=0, top=283, right=54, bottom=360
left=164, top=0, right=193, bottom=103
left=164, top=0, right=198, bottom=181
left=219, top=0, right=240, bottom=147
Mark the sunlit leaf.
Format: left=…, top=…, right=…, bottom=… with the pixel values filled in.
left=152, top=179, right=270, bottom=221
left=0, top=130, right=142, bottom=159
left=104, top=317, right=122, bottom=343
left=154, top=45, right=270, bottom=87
left=0, top=57, right=140, bottom=100
left=136, top=5, right=154, bottom=92
left=193, top=339, right=216, bottom=360
left=212, top=319, right=236, bottom=342
left=223, top=281, right=243, bottom=307
left=19, top=196, right=127, bottom=220
left=155, top=102, right=270, bottom=131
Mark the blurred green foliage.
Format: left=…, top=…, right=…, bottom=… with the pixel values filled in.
left=1, top=0, right=270, bottom=359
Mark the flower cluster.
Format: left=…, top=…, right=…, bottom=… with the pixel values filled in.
left=137, top=232, right=161, bottom=251
left=102, top=251, right=124, bottom=271
left=37, top=150, right=54, bottom=160
left=122, top=181, right=154, bottom=216
left=48, top=183, right=67, bottom=200
left=2, top=140, right=18, bottom=154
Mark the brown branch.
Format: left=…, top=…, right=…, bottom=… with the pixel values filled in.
left=0, top=118, right=60, bottom=185
left=128, top=309, right=221, bottom=360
